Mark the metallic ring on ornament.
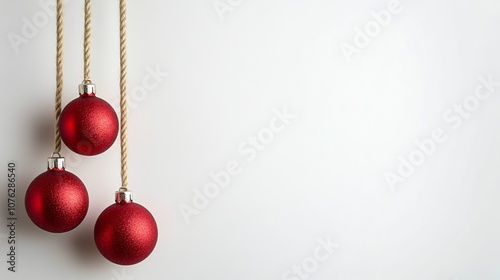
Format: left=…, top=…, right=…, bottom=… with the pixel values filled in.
left=78, top=83, right=96, bottom=96
left=50, top=152, right=62, bottom=158
left=48, top=154, right=65, bottom=170
left=115, top=188, right=133, bottom=203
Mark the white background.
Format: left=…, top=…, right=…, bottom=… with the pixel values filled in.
left=1, top=0, right=500, bottom=279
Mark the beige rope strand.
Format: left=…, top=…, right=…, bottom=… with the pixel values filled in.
left=83, top=0, right=91, bottom=82
left=119, top=0, right=128, bottom=190
left=54, top=0, right=64, bottom=154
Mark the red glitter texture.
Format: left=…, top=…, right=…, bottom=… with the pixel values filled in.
left=94, top=201, right=158, bottom=265
left=59, top=95, right=118, bottom=156
left=25, top=169, right=89, bottom=233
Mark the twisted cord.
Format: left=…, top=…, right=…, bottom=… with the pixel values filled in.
left=83, top=0, right=91, bottom=82
left=54, top=0, right=64, bottom=153
left=119, top=0, right=128, bottom=190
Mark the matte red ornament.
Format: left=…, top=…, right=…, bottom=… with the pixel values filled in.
left=94, top=195, right=158, bottom=265
left=25, top=157, right=89, bottom=233
left=59, top=84, right=118, bottom=156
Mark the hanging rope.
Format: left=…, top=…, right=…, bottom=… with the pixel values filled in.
left=54, top=0, right=64, bottom=154
left=83, top=0, right=92, bottom=83
left=119, top=0, right=128, bottom=191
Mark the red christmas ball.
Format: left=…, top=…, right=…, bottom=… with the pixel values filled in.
left=59, top=91, right=118, bottom=156
left=94, top=200, right=158, bottom=265
left=25, top=166, right=89, bottom=233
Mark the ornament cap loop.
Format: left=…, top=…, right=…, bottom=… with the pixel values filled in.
left=47, top=154, right=65, bottom=170
left=115, top=189, right=133, bottom=203
left=79, top=82, right=96, bottom=96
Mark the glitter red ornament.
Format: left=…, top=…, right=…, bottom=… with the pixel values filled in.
left=94, top=190, right=158, bottom=265
left=25, top=155, right=89, bottom=233
left=59, top=83, right=118, bottom=156
left=92, top=0, right=158, bottom=266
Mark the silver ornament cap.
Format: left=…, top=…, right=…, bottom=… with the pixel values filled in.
left=115, top=188, right=133, bottom=203
left=47, top=154, right=65, bottom=170
left=79, top=81, right=96, bottom=96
